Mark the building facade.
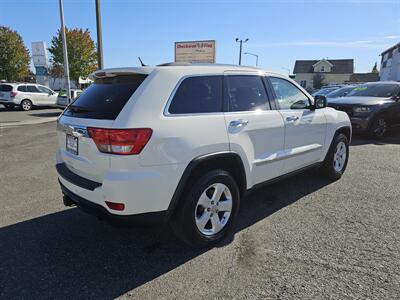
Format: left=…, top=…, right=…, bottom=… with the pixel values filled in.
left=293, top=59, right=354, bottom=91
left=380, top=42, right=400, bottom=81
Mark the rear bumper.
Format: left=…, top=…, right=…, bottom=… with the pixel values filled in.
left=0, top=99, right=16, bottom=105
left=59, top=181, right=167, bottom=225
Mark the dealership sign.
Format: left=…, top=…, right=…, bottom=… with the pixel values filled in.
left=175, top=40, right=216, bottom=63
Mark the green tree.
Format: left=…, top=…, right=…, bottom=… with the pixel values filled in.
left=48, top=63, right=64, bottom=87
left=313, top=73, right=325, bottom=90
left=48, top=27, right=97, bottom=85
left=372, top=62, right=379, bottom=74
left=0, top=26, right=30, bottom=81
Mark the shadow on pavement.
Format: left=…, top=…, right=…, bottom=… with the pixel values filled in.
left=29, top=111, right=62, bottom=118
left=351, top=127, right=400, bottom=146
left=0, top=169, right=332, bottom=299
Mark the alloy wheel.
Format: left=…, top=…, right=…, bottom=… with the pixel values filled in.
left=333, top=141, right=347, bottom=173
left=195, top=183, right=232, bottom=236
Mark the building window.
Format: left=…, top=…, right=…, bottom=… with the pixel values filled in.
left=300, top=80, right=307, bottom=88
left=320, top=66, right=325, bottom=72
left=388, top=51, right=393, bottom=59
left=382, top=61, right=387, bottom=68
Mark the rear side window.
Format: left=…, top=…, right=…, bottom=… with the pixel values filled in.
left=0, top=85, right=12, bottom=92
left=17, top=85, right=27, bottom=92
left=168, top=76, right=223, bottom=114
left=27, top=86, right=39, bottom=93
left=225, top=75, right=270, bottom=112
left=63, top=74, right=147, bottom=120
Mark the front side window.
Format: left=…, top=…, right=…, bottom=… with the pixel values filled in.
left=168, top=76, right=223, bottom=114
left=225, top=75, right=269, bottom=112
left=270, top=77, right=310, bottom=110
left=37, top=86, right=52, bottom=94
left=26, top=85, right=39, bottom=93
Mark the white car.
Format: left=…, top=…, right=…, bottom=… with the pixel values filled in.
left=0, top=83, right=58, bottom=111
left=56, top=89, right=83, bottom=109
left=55, top=64, right=351, bottom=247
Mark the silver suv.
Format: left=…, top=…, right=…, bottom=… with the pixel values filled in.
left=0, top=83, right=58, bottom=111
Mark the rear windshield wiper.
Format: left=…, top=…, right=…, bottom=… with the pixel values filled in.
left=67, top=105, right=93, bottom=113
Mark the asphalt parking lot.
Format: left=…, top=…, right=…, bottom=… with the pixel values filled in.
left=1, top=119, right=400, bottom=299
left=0, top=105, right=61, bottom=127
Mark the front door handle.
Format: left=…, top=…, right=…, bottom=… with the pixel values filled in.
left=286, top=116, right=299, bottom=122
left=229, top=119, right=249, bottom=128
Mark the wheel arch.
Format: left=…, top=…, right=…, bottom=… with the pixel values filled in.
left=166, top=151, right=247, bottom=220
left=336, top=126, right=351, bottom=143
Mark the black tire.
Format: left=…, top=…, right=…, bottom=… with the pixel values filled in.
left=321, top=133, right=349, bottom=180
left=20, top=99, right=33, bottom=111
left=369, top=116, right=387, bottom=139
left=170, top=169, right=240, bottom=248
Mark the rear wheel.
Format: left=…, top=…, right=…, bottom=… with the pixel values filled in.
left=321, top=133, right=349, bottom=180
left=20, top=99, right=33, bottom=111
left=171, top=169, right=240, bottom=248
left=369, top=116, right=387, bottom=139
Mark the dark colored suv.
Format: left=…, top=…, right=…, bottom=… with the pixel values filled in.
left=328, top=82, right=400, bottom=138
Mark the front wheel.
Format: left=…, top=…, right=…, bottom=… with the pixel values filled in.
left=369, top=117, right=387, bottom=139
left=321, top=133, right=349, bottom=180
left=171, top=169, right=240, bottom=248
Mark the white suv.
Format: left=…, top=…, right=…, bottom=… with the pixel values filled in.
left=0, top=83, right=58, bottom=110
left=55, top=64, right=351, bottom=247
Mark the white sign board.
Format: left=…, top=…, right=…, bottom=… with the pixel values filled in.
left=175, top=40, right=216, bottom=63
left=31, top=41, right=48, bottom=67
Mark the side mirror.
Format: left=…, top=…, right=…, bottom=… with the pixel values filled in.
left=314, top=95, right=327, bottom=109
left=393, top=95, right=400, bottom=101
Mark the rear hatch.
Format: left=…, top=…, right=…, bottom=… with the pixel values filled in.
left=57, top=72, right=149, bottom=183
left=0, top=84, right=12, bottom=101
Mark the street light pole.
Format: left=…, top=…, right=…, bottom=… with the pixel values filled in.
left=58, top=0, right=71, bottom=103
left=95, top=0, right=104, bottom=69
left=244, top=52, right=259, bottom=66
left=235, top=38, right=248, bottom=65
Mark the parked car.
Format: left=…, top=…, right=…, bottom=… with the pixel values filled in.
left=312, top=86, right=341, bottom=97
left=55, top=64, right=351, bottom=247
left=328, top=81, right=400, bottom=138
left=326, top=85, right=357, bottom=100
left=0, top=83, right=58, bottom=111
left=56, top=89, right=83, bottom=109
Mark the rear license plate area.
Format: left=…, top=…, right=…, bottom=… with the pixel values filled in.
left=66, top=134, right=78, bottom=155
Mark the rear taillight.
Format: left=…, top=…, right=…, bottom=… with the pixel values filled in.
left=10, top=92, right=17, bottom=98
left=87, top=128, right=152, bottom=155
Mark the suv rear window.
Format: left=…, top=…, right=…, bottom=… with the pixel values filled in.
left=63, top=74, right=147, bottom=120
left=0, top=85, right=12, bottom=92
left=168, top=76, right=223, bottom=114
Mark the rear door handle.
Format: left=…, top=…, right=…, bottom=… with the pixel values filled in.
left=286, top=116, right=299, bottom=122
left=229, top=119, right=249, bottom=128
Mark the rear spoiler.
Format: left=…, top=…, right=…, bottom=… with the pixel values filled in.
left=89, top=67, right=154, bottom=80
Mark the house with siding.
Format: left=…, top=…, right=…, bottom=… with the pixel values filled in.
left=380, top=42, right=400, bottom=81
left=293, top=59, right=354, bottom=91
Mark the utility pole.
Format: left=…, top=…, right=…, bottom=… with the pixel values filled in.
left=235, top=38, right=248, bottom=65
left=244, top=52, right=259, bottom=66
left=58, top=0, right=71, bottom=104
left=95, top=0, right=104, bottom=69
